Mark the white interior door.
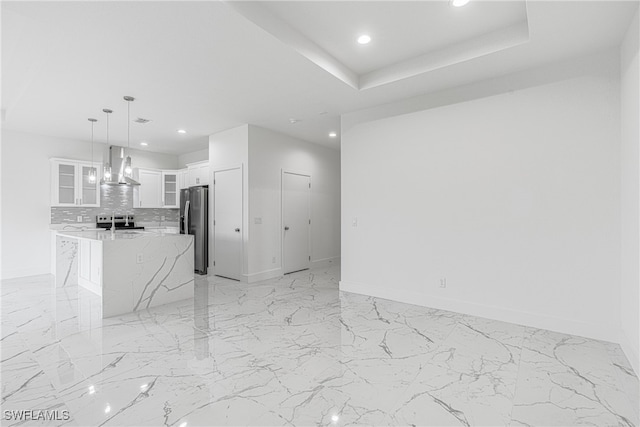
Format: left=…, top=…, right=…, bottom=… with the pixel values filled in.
left=283, top=172, right=311, bottom=274
left=214, top=167, right=242, bottom=280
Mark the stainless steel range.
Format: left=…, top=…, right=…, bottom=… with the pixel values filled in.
left=96, top=215, right=145, bottom=230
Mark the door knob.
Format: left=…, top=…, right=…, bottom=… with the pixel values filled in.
left=235, top=228, right=240, bottom=233
left=284, top=226, right=289, bottom=231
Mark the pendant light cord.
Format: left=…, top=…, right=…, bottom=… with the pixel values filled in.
left=91, top=120, right=94, bottom=169
left=127, top=100, right=130, bottom=149
left=88, top=117, right=97, bottom=180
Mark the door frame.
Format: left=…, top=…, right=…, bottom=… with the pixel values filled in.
left=281, top=169, right=312, bottom=274
left=212, top=164, right=244, bottom=280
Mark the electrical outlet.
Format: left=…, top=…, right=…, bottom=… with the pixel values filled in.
left=272, top=256, right=276, bottom=264
left=352, top=217, right=358, bottom=227
left=136, top=253, right=144, bottom=264
left=161, top=215, right=165, bottom=221
left=440, top=278, right=447, bottom=288
left=77, top=215, right=83, bottom=223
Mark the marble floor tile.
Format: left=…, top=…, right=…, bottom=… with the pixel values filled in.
left=604, top=341, right=640, bottom=421
left=1, top=266, right=637, bottom=426
left=385, top=318, right=519, bottom=426
left=1, top=348, right=76, bottom=427
left=511, top=328, right=636, bottom=427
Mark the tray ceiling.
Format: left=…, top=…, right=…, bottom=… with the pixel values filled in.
left=230, top=1, right=530, bottom=90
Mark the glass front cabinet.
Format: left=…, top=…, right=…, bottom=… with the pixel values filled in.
left=51, top=159, right=100, bottom=207
left=162, top=171, right=179, bottom=208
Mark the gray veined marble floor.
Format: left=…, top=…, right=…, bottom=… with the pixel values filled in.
left=1, top=265, right=638, bottom=427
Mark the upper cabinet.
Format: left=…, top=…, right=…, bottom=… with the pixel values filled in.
left=51, top=159, right=100, bottom=207
left=50, top=158, right=208, bottom=210
left=179, top=169, right=189, bottom=190
left=161, top=171, right=179, bottom=208
left=187, top=161, right=209, bottom=186
left=133, top=168, right=162, bottom=208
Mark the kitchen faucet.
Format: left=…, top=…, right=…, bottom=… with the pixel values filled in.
left=111, top=213, right=116, bottom=233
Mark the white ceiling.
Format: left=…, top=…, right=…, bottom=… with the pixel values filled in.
left=262, top=1, right=527, bottom=75
left=2, top=1, right=637, bottom=155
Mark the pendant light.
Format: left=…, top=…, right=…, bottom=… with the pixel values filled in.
left=88, top=118, right=98, bottom=183
left=123, top=96, right=135, bottom=177
left=102, top=108, right=113, bottom=180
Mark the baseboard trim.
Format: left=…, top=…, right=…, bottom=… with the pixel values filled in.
left=243, top=259, right=340, bottom=284
left=211, top=270, right=248, bottom=283
left=339, top=279, right=618, bottom=343
left=619, top=328, right=640, bottom=377
left=246, top=268, right=282, bottom=283
left=1, top=266, right=50, bottom=281
left=311, top=256, right=340, bottom=269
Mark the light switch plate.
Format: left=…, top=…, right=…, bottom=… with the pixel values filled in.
left=136, top=253, right=144, bottom=264
left=77, top=216, right=83, bottom=222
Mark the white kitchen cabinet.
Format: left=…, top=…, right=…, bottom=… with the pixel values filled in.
left=133, top=168, right=162, bottom=208
left=51, top=159, right=100, bottom=207
left=162, top=171, right=179, bottom=208
left=187, top=161, right=209, bottom=186
left=79, top=240, right=90, bottom=281
left=78, top=239, right=102, bottom=295
left=179, top=169, right=189, bottom=190
left=90, top=240, right=102, bottom=284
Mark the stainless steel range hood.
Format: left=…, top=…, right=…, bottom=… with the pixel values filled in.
left=101, top=146, right=140, bottom=186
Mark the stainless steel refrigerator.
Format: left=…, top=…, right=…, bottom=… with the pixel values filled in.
left=180, top=185, right=208, bottom=275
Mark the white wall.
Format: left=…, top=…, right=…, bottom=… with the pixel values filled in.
left=620, top=8, right=640, bottom=375
left=341, top=53, right=621, bottom=343
left=124, top=147, right=178, bottom=170
left=247, top=125, right=340, bottom=282
left=1, top=130, right=100, bottom=279
left=178, top=148, right=209, bottom=168
left=0, top=129, right=179, bottom=279
left=209, top=125, right=249, bottom=276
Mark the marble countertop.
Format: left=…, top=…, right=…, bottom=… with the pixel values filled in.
left=51, top=222, right=179, bottom=231
left=137, top=222, right=179, bottom=228
left=57, top=229, right=191, bottom=241
left=50, top=224, right=101, bottom=231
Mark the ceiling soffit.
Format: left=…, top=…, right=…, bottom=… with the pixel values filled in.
left=224, top=1, right=530, bottom=91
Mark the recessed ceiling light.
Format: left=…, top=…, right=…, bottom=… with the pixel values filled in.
left=450, top=0, right=470, bottom=7
left=357, top=35, right=371, bottom=45
left=140, top=141, right=148, bottom=146
left=177, top=129, right=186, bottom=134
left=329, top=132, right=337, bottom=138
left=289, top=118, right=300, bottom=124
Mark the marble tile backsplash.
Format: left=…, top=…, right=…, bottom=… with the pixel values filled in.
left=51, top=185, right=179, bottom=224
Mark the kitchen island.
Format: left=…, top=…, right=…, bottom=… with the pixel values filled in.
left=56, top=229, right=194, bottom=318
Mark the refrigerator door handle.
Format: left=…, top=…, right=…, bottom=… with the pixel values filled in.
left=184, top=200, right=190, bottom=233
